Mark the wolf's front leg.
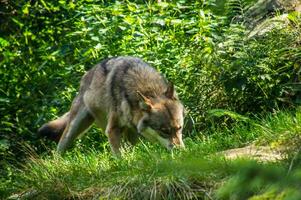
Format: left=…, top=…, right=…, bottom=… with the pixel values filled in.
left=105, top=112, right=122, bottom=156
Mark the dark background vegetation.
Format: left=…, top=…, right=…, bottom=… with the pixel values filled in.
left=1, top=0, right=301, bottom=199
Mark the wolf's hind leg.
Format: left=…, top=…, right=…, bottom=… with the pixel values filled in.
left=57, top=98, right=94, bottom=154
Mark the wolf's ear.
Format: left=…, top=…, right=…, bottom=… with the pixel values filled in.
left=165, top=83, right=177, bottom=100
left=137, top=91, right=152, bottom=111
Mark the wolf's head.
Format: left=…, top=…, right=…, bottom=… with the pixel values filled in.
left=137, top=84, right=185, bottom=150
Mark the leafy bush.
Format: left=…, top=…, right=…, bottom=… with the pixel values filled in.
left=213, top=18, right=301, bottom=113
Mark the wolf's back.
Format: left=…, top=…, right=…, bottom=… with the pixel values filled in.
left=100, top=56, right=168, bottom=110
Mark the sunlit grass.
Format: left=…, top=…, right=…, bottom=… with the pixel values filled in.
left=7, top=145, right=229, bottom=199
left=3, top=109, right=301, bottom=199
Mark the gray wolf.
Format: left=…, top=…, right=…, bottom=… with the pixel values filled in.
left=38, top=56, right=185, bottom=155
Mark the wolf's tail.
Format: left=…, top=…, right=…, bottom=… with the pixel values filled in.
left=37, top=112, right=70, bottom=143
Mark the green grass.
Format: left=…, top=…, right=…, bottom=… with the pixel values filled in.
left=3, top=145, right=230, bottom=199
left=2, top=109, right=301, bottom=199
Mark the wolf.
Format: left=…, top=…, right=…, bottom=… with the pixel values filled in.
left=38, top=56, right=185, bottom=155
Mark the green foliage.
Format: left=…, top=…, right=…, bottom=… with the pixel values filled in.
left=216, top=161, right=301, bottom=200
left=225, top=0, right=247, bottom=20
left=208, top=108, right=251, bottom=122
left=215, top=22, right=301, bottom=112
